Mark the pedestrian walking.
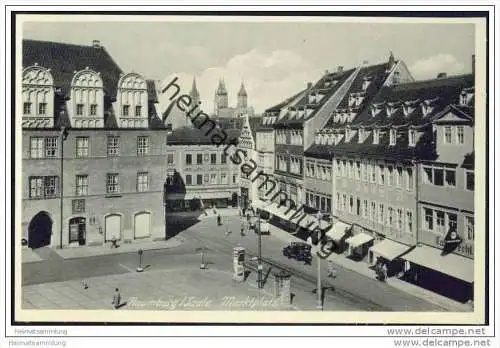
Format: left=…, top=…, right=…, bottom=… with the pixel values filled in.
left=112, top=288, right=121, bottom=309
left=217, top=214, right=222, bottom=226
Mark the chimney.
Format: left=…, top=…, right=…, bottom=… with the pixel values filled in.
left=472, top=54, right=475, bottom=75
left=92, top=40, right=101, bottom=48
left=362, top=60, right=369, bottom=66
left=307, top=82, right=313, bottom=88
left=337, top=66, right=344, bottom=72
left=436, top=72, right=447, bottom=79
left=324, top=69, right=329, bottom=75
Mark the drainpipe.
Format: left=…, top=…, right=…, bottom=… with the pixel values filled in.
left=59, top=126, right=68, bottom=249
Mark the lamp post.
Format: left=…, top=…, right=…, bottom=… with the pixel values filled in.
left=316, top=212, right=323, bottom=310
left=255, top=209, right=263, bottom=289
left=136, top=249, right=144, bottom=272
left=59, top=126, right=68, bottom=249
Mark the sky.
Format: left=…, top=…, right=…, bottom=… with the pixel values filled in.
left=23, top=19, right=475, bottom=114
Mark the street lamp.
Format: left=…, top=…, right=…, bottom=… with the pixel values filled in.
left=59, top=126, right=69, bottom=249
left=248, top=207, right=263, bottom=288
left=315, top=211, right=323, bottom=310
left=136, top=249, right=144, bottom=272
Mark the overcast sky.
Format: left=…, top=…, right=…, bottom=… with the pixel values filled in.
left=23, top=19, right=475, bottom=114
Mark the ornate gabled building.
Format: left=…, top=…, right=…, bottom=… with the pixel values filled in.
left=22, top=39, right=167, bottom=249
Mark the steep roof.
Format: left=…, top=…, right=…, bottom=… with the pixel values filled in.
left=264, top=87, right=309, bottom=114
left=23, top=39, right=123, bottom=99
left=274, top=68, right=356, bottom=127
left=305, top=74, right=474, bottom=161
left=248, top=116, right=262, bottom=140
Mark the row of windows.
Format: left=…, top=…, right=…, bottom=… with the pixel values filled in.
left=276, top=130, right=303, bottom=145
left=182, top=173, right=238, bottom=186
left=336, top=192, right=414, bottom=235
left=185, top=153, right=227, bottom=166
left=75, top=103, right=100, bottom=116
left=276, top=155, right=303, bottom=174
left=335, top=159, right=414, bottom=190
left=422, top=166, right=474, bottom=191
left=28, top=173, right=150, bottom=199
left=305, top=162, right=332, bottom=180
left=29, top=136, right=151, bottom=158
left=423, top=207, right=474, bottom=241
left=444, top=126, right=465, bottom=145
left=23, top=102, right=47, bottom=116
left=305, top=191, right=332, bottom=214
left=121, top=105, right=143, bottom=117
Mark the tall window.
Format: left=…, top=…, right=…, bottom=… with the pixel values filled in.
left=75, top=175, right=88, bottom=196
left=444, top=126, right=452, bottom=144
left=43, top=137, right=58, bottom=158
left=406, top=210, right=413, bottom=235
left=90, top=104, right=97, bottom=116
left=342, top=194, right=347, bottom=211
left=406, top=168, right=414, bottom=191
left=38, top=103, right=47, bottom=115
left=465, top=216, right=474, bottom=241
left=336, top=160, right=341, bottom=177
left=445, top=170, right=456, bottom=187
left=371, top=163, right=376, bottom=183
left=396, top=167, right=402, bottom=187
left=233, top=174, right=237, bottom=184
left=466, top=171, right=474, bottom=191
left=122, top=105, right=130, bottom=116
left=210, top=174, right=217, bottom=184
left=362, top=163, right=367, bottom=182
left=434, top=168, right=444, bottom=186
left=349, top=196, right=354, bottom=214
left=387, top=166, right=394, bottom=186
left=137, top=136, right=149, bottom=156
left=409, top=129, right=416, bottom=146
left=336, top=193, right=341, bottom=211
left=23, top=102, right=31, bottom=115
left=29, top=137, right=44, bottom=158
left=197, top=154, right=203, bottom=165
left=106, top=174, right=119, bottom=193
left=373, top=129, right=379, bottom=144
left=76, top=104, right=84, bottom=116
left=379, top=165, right=385, bottom=185
left=424, top=208, right=433, bottom=230
left=436, top=211, right=446, bottom=235
left=137, top=172, right=148, bottom=192
left=107, top=136, right=120, bottom=157
left=378, top=204, right=384, bottom=223
left=356, top=162, right=361, bottom=180
left=457, top=126, right=464, bottom=144
left=389, top=129, right=396, bottom=145
left=167, top=153, right=174, bottom=164
left=29, top=176, right=59, bottom=199
left=76, top=137, right=89, bottom=158
left=387, top=206, right=394, bottom=227
left=356, top=198, right=361, bottom=216
left=135, top=105, right=142, bottom=117
left=221, top=173, right=228, bottom=185
left=211, top=153, right=217, bottom=164
left=363, top=200, right=368, bottom=218
left=203, top=174, right=209, bottom=184
left=196, top=174, right=203, bottom=185
left=371, top=201, right=376, bottom=221
left=221, top=153, right=227, bottom=164
left=397, top=208, right=403, bottom=230
left=185, top=154, right=192, bottom=165
left=185, top=174, right=192, bottom=186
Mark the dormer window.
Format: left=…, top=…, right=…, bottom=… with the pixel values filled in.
left=403, top=104, right=415, bottom=117
left=344, top=128, right=349, bottom=141
left=362, top=80, right=371, bottom=91
left=460, top=89, right=474, bottom=106
left=389, top=129, right=397, bottom=146
left=421, top=103, right=433, bottom=117
left=373, top=129, right=380, bottom=144
left=348, top=94, right=356, bottom=107
left=358, top=129, right=364, bottom=144
left=409, top=129, right=416, bottom=147
left=371, top=103, right=383, bottom=117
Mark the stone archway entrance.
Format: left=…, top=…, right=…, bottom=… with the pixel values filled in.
left=28, top=211, right=52, bottom=249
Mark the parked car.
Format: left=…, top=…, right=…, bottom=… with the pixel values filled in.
left=282, top=242, right=312, bottom=263
left=250, top=217, right=270, bottom=235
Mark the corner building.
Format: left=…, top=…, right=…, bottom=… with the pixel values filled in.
left=21, top=39, right=167, bottom=248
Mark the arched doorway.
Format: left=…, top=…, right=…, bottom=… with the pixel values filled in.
left=28, top=211, right=52, bottom=249
left=105, top=214, right=122, bottom=241
left=69, top=217, right=86, bottom=246
left=134, top=212, right=151, bottom=239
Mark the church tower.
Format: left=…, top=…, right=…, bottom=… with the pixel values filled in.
left=188, top=77, right=200, bottom=127
left=237, top=81, right=248, bottom=112
left=214, top=78, right=228, bottom=115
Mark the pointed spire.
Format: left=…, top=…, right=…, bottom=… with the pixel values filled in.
left=190, top=77, right=200, bottom=99
left=238, top=81, right=247, bottom=96
left=216, top=77, right=227, bottom=95
left=388, top=51, right=395, bottom=68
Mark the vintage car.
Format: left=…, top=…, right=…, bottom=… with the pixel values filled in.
left=282, top=242, right=313, bottom=263
left=249, top=217, right=270, bottom=234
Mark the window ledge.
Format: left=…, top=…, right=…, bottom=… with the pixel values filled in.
left=105, top=194, right=122, bottom=198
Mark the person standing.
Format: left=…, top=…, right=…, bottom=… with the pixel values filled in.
left=328, top=260, right=337, bottom=278
left=217, top=214, right=222, bottom=226
left=112, top=288, right=121, bottom=309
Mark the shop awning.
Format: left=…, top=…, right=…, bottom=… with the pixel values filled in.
left=346, top=233, right=374, bottom=248
left=252, top=199, right=271, bottom=211
left=369, top=239, right=412, bottom=261
left=402, top=245, right=474, bottom=283
left=182, top=191, right=232, bottom=200
left=326, top=221, right=351, bottom=241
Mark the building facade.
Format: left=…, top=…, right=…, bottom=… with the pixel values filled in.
left=22, top=39, right=167, bottom=249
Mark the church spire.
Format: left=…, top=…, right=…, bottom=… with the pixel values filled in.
left=190, top=77, right=200, bottom=100
left=238, top=81, right=247, bottom=97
